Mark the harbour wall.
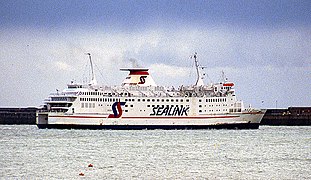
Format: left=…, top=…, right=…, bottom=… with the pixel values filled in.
left=0, top=107, right=37, bottom=125
left=260, top=107, right=311, bottom=126
left=0, top=107, right=310, bottom=126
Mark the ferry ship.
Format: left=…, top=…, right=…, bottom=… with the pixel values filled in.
left=37, top=53, right=265, bottom=129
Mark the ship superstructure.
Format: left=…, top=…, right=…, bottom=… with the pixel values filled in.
left=37, top=53, right=265, bottom=129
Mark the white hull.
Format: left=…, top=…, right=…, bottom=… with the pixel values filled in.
left=37, top=111, right=265, bottom=129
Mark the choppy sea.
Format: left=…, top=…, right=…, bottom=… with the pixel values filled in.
left=0, top=125, right=310, bottom=179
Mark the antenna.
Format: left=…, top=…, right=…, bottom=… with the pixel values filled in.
left=85, top=53, right=97, bottom=86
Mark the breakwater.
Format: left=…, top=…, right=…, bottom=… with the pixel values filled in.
left=0, top=107, right=37, bottom=124
left=261, top=107, right=311, bottom=126
left=0, top=107, right=310, bottom=126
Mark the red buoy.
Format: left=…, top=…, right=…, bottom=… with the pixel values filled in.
left=79, top=172, right=84, bottom=176
left=88, top=164, right=93, bottom=167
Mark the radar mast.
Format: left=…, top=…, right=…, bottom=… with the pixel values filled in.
left=86, top=53, right=97, bottom=86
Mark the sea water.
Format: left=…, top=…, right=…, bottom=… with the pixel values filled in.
left=0, top=125, right=310, bottom=179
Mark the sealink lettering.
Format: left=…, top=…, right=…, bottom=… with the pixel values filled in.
left=150, top=105, right=189, bottom=116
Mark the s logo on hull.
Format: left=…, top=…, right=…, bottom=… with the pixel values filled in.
left=108, top=102, right=126, bottom=118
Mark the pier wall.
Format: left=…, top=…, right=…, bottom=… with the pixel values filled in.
left=261, top=107, right=311, bottom=126
left=0, top=107, right=37, bottom=125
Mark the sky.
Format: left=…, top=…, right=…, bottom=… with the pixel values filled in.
left=0, top=0, right=310, bottom=108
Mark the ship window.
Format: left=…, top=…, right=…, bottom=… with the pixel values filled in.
left=199, top=110, right=202, bottom=112
left=186, top=99, right=189, bottom=102
left=162, top=99, right=164, bottom=102
left=138, top=99, right=141, bottom=102
left=81, top=103, right=84, bottom=108
left=166, top=99, right=169, bottom=102
left=176, top=99, right=178, bottom=102
left=142, top=99, right=145, bottom=102
left=157, top=99, right=160, bottom=102
left=147, top=105, right=150, bottom=107
left=125, top=99, right=128, bottom=101
left=199, top=99, right=202, bottom=102
left=152, top=99, right=155, bottom=102
left=171, top=99, right=174, bottom=102
left=130, top=105, right=133, bottom=107
left=199, top=105, right=202, bottom=107
left=85, top=103, right=88, bottom=108
left=132, top=99, right=135, bottom=102
left=125, top=105, right=128, bottom=107
left=125, top=110, right=128, bottom=112
left=147, top=99, right=150, bottom=102
left=180, top=99, right=183, bottom=102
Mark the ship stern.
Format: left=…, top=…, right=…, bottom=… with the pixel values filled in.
left=36, top=112, right=49, bottom=129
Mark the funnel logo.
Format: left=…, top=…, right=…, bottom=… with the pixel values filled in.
left=138, top=76, right=147, bottom=84
left=108, top=102, right=126, bottom=118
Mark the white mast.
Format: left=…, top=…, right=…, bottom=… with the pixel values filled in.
left=193, top=53, right=205, bottom=86
left=86, top=53, right=97, bottom=86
